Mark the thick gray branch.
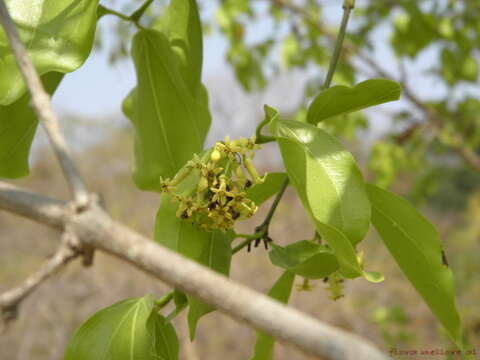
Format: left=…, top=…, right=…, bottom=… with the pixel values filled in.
left=0, top=0, right=89, bottom=204
left=0, top=181, right=390, bottom=360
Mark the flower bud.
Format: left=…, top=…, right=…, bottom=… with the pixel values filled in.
left=210, top=149, right=222, bottom=163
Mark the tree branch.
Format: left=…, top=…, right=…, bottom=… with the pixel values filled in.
left=0, top=181, right=390, bottom=360
left=0, top=0, right=89, bottom=204
left=0, top=233, right=79, bottom=324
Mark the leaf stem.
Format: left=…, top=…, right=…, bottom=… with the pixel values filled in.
left=98, top=5, right=131, bottom=22
left=98, top=0, right=155, bottom=28
left=155, top=291, right=174, bottom=310
left=322, top=0, right=355, bottom=89
left=130, top=0, right=155, bottom=22
left=232, top=230, right=266, bottom=254
left=255, top=117, right=276, bottom=144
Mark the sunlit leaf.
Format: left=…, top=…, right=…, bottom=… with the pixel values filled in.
left=0, top=0, right=99, bottom=105
left=307, top=79, right=401, bottom=124
left=152, top=0, right=203, bottom=96
left=368, top=184, right=467, bottom=350
left=271, top=117, right=368, bottom=278
left=64, top=295, right=179, bottom=360
left=250, top=271, right=295, bottom=360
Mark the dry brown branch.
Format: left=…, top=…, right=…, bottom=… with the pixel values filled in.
left=0, top=232, right=79, bottom=325
left=0, top=0, right=89, bottom=204
left=0, top=181, right=391, bottom=360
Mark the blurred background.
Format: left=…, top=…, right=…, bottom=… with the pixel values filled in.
left=1, top=0, right=479, bottom=359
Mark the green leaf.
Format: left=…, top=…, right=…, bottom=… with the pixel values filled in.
left=245, top=172, right=288, bottom=205
left=64, top=295, right=179, bottom=360
left=269, top=241, right=339, bottom=279
left=0, top=72, right=63, bottom=178
left=306, top=79, right=401, bottom=124
left=186, top=230, right=234, bottom=340
left=0, top=0, right=99, bottom=105
left=271, top=118, right=369, bottom=278
left=250, top=271, right=295, bottom=360
left=123, top=29, right=211, bottom=191
left=152, top=0, right=203, bottom=97
left=148, top=312, right=180, bottom=360
left=368, top=184, right=466, bottom=350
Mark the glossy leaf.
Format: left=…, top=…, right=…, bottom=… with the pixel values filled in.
left=306, top=79, right=401, bottom=124
left=0, top=72, right=62, bottom=178
left=152, top=0, right=203, bottom=96
left=64, top=296, right=179, bottom=360
left=368, top=184, right=466, bottom=349
left=123, top=28, right=210, bottom=191
left=272, top=118, right=367, bottom=278
left=246, top=172, right=288, bottom=205
left=269, top=240, right=338, bottom=279
left=0, top=0, right=98, bottom=105
left=250, top=271, right=295, bottom=360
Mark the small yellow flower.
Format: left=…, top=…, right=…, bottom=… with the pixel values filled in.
left=200, top=162, right=223, bottom=185
left=211, top=176, right=235, bottom=205
left=159, top=177, right=175, bottom=194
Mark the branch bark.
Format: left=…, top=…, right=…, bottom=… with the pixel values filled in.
left=0, top=0, right=89, bottom=204
left=0, top=181, right=391, bottom=360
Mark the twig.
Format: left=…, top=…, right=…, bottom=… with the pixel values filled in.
left=0, top=0, right=89, bottom=205
left=323, top=0, right=355, bottom=89
left=0, top=181, right=390, bottom=360
left=0, top=234, right=79, bottom=325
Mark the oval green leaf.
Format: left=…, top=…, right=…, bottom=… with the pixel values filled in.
left=0, top=72, right=62, bottom=178
left=271, top=118, right=368, bottom=278
left=306, top=79, right=401, bottom=124
left=269, top=240, right=339, bottom=279
left=0, top=0, right=99, bottom=105
left=152, top=0, right=203, bottom=97
left=368, top=184, right=466, bottom=350
left=250, top=270, right=295, bottom=360
left=123, top=28, right=210, bottom=191
left=64, top=295, right=179, bottom=360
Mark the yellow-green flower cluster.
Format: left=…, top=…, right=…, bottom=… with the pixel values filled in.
left=160, top=136, right=265, bottom=232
